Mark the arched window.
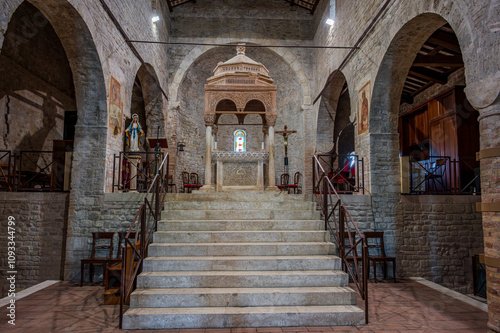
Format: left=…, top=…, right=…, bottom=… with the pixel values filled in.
left=234, top=129, right=246, bottom=152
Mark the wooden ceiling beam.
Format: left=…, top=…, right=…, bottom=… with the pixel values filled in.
left=413, top=55, right=464, bottom=67
left=427, top=30, right=461, bottom=53
left=409, top=67, right=447, bottom=84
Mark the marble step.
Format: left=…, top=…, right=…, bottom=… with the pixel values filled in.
left=164, top=200, right=315, bottom=211
left=130, top=286, right=357, bottom=308
left=148, top=242, right=335, bottom=257
left=142, top=255, right=341, bottom=271
left=153, top=230, right=328, bottom=243
left=166, top=191, right=310, bottom=202
left=157, top=220, right=324, bottom=231
left=122, top=305, right=365, bottom=329
left=136, top=270, right=348, bottom=289
left=164, top=210, right=321, bottom=220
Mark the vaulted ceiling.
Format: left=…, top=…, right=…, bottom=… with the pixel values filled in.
left=165, top=0, right=322, bottom=14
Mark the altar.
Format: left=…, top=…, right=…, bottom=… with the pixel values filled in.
left=201, top=44, right=278, bottom=192
left=213, top=151, right=268, bottom=191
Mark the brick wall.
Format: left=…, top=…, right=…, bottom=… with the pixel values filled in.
left=0, top=193, right=69, bottom=297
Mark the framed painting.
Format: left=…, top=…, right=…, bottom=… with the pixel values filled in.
left=358, top=81, right=371, bottom=135
left=109, top=76, right=123, bottom=135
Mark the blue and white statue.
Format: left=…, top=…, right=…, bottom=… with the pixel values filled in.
left=125, top=114, right=144, bottom=152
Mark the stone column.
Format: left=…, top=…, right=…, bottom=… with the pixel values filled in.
left=266, top=113, right=278, bottom=188
left=465, top=80, right=500, bottom=333
left=202, top=113, right=216, bottom=191
left=268, top=125, right=276, bottom=187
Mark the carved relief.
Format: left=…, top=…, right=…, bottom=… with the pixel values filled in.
left=204, top=112, right=216, bottom=126
left=265, top=113, right=278, bottom=126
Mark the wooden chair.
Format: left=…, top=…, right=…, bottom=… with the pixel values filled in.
left=364, top=231, right=396, bottom=283
left=104, top=232, right=138, bottom=290
left=277, top=173, right=290, bottom=193
left=182, top=171, right=202, bottom=193
left=80, top=232, right=115, bottom=286
left=167, top=174, right=177, bottom=193
left=287, top=172, right=301, bottom=194
left=190, top=173, right=203, bottom=191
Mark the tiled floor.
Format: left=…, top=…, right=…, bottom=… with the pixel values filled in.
left=0, top=279, right=488, bottom=333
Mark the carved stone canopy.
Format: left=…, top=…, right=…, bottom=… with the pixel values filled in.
left=204, top=44, right=277, bottom=127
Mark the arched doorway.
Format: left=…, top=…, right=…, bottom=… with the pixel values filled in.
left=370, top=13, right=483, bottom=294
left=1, top=0, right=108, bottom=281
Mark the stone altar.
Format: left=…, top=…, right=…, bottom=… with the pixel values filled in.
left=213, top=151, right=268, bottom=191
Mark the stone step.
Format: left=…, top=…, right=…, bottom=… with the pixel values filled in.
left=142, top=255, right=341, bottom=271
left=148, top=242, right=335, bottom=257
left=164, top=200, right=315, bottom=211
left=164, top=210, right=321, bottom=220
left=166, top=191, right=311, bottom=202
left=157, top=220, right=324, bottom=231
left=130, top=287, right=357, bottom=308
left=136, top=270, right=348, bottom=289
left=153, top=230, right=328, bottom=243
left=122, top=305, right=365, bottom=329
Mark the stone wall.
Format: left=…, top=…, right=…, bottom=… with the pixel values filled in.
left=338, top=194, right=483, bottom=293
left=397, top=195, right=483, bottom=294
left=0, top=193, right=69, bottom=297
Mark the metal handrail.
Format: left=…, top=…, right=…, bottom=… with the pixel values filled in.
left=315, top=154, right=365, bottom=194
left=312, top=155, right=369, bottom=324
left=119, top=153, right=169, bottom=329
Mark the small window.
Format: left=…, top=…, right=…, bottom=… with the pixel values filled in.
left=234, top=129, right=246, bottom=152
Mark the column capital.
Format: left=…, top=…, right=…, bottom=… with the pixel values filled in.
left=464, top=76, right=500, bottom=111
left=204, top=112, right=216, bottom=126
left=265, top=113, right=277, bottom=126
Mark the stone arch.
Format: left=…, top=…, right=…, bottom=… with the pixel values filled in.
left=315, top=70, right=351, bottom=155
left=215, top=99, right=237, bottom=111
left=169, top=37, right=311, bottom=106
left=244, top=99, right=266, bottom=112
left=1, top=0, right=107, bottom=279
left=133, top=64, right=165, bottom=138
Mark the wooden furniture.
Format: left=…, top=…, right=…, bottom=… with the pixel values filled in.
left=182, top=171, right=202, bottom=193
left=364, top=231, right=396, bottom=283
left=167, top=174, right=177, bottom=193
left=80, top=232, right=114, bottom=286
left=399, top=86, right=479, bottom=193
left=103, top=239, right=141, bottom=305
left=277, top=173, right=290, bottom=193
left=104, top=232, right=135, bottom=290
left=287, top=172, right=301, bottom=194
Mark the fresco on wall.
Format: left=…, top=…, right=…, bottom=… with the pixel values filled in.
left=109, top=76, right=123, bottom=135
left=357, top=81, right=371, bottom=135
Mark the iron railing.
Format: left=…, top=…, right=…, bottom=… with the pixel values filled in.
left=315, top=154, right=365, bottom=194
left=312, top=155, right=369, bottom=324
left=119, top=153, right=169, bottom=329
left=408, top=155, right=480, bottom=195
left=112, top=151, right=165, bottom=193
left=0, top=150, right=13, bottom=191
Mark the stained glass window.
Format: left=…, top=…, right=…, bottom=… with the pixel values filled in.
left=234, top=129, right=246, bottom=152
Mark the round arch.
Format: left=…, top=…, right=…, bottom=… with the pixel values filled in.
left=169, top=37, right=311, bottom=106
left=2, top=0, right=107, bottom=280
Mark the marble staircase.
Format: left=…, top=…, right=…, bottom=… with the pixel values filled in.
left=122, top=191, right=365, bottom=329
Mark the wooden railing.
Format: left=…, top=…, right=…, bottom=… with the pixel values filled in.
left=119, top=153, right=169, bottom=329
left=312, top=155, right=369, bottom=324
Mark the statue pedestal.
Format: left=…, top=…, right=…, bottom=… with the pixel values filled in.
left=128, top=155, right=142, bottom=192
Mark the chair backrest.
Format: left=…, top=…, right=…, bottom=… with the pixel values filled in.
left=343, top=231, right=358, bottom=257
left=168, top=174, right=174, bottom=184
left=90, top=232, right=115, bottom=259
left=364, top=231, right=387, bottom=257
left=190, top=173, right=199, bottom=185
left=182, top=171, right=190, bottom=186
left=294, top=172, right=301, bottom=186
left=280, top=173, right=290, bottom=185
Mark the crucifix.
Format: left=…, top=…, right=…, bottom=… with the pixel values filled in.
left=275, top=125, right=297, bottom=171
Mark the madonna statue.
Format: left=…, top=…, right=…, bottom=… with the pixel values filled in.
left=125, top=114, right=144, bottom=152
